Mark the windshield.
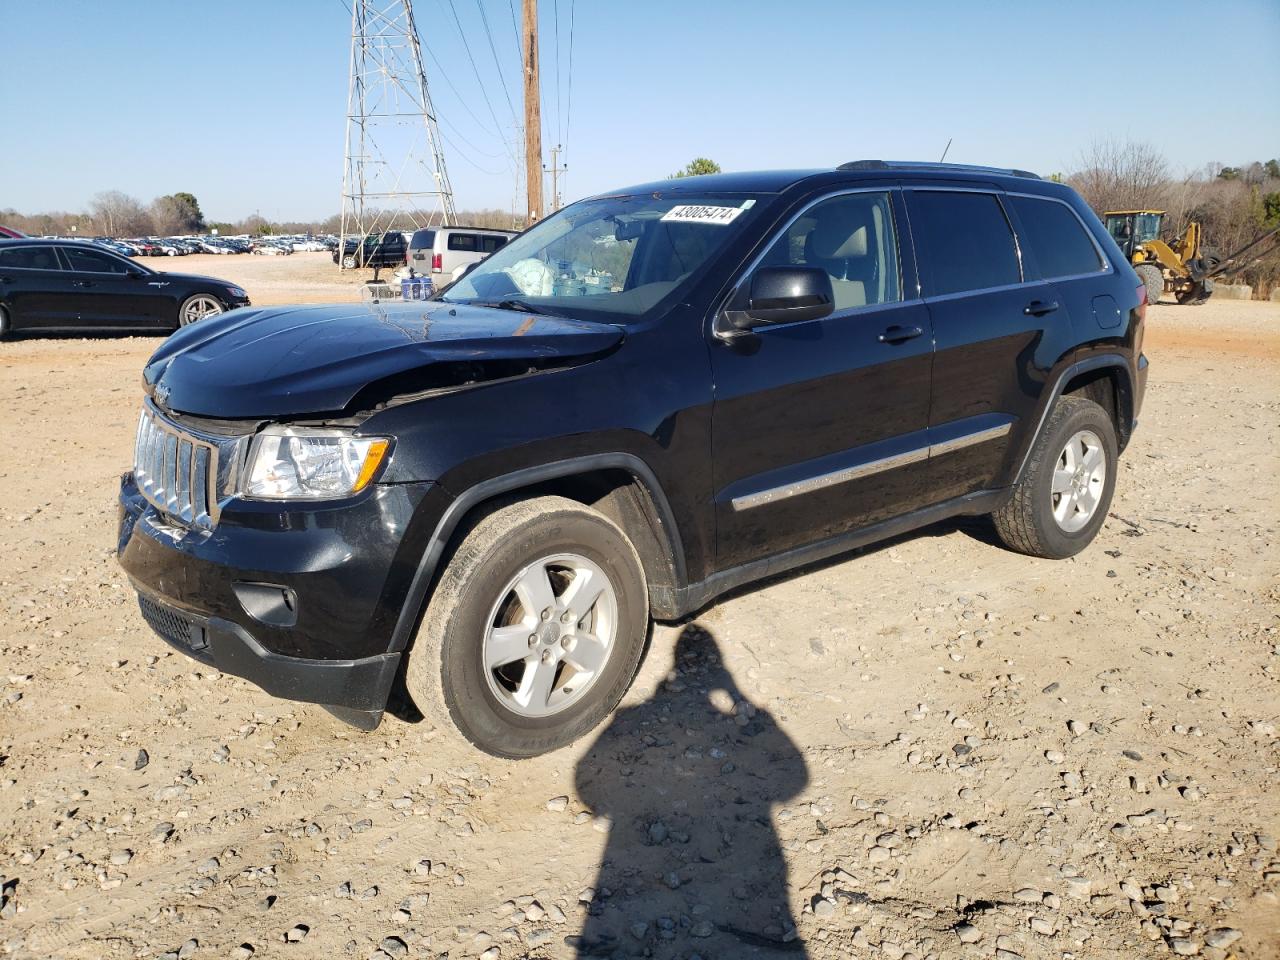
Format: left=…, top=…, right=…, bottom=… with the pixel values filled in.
left=440, top=193, right=764, bottom=321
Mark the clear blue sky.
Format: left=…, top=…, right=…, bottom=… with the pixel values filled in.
left=1, top=0, right=1277, bottom=222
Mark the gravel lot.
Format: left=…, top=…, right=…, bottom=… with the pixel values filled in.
left=1, top=264, right=1277, bottom=960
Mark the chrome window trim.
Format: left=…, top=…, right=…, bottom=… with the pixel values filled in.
left=731, top=422, right=1012, bottom=511
left=713, top=186, right=907, bottom=338
left=1004, top=192, right=1113, bottom=280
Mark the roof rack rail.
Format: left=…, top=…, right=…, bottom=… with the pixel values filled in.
left=836, top=160, right=1040, bottom=179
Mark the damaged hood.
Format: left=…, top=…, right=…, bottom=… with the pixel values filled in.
left=143, top=300, right=624, bottom=419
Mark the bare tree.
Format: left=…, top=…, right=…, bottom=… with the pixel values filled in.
left=89, top=191, right=153, bottom=237
left=1069, top=139, right=1171, bottom=216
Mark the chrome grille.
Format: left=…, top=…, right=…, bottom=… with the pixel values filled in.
left=134, top=403, right=220, bottom=529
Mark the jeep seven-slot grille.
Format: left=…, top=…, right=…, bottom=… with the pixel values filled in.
left=134, top=404, right=220, bottom=529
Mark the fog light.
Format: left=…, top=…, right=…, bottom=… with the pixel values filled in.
left=233, top=581, right=298, bottom=628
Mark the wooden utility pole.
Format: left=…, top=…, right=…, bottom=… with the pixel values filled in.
left=545, top=144, right=566, bottom=212
left=522, top=0, right=544, bottom=223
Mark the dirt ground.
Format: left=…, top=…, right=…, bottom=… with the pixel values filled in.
left=153, top=251, right=397, bottom=306
left=0, top=264, right=1277, bottom=960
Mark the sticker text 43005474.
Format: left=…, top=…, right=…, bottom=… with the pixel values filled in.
left=659, top=204, right=745, bottom=225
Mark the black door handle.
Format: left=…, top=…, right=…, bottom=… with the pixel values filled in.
left=878, top=324, right=924, bottom=344
left=0, top=276, right=12, bottom=283
left=72, top=280, right=95, bottom=288
left=1023, top=300, right=1060, bottom=317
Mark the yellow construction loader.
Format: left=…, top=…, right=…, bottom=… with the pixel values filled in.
left=1104, top=209, right=1280, bottom=306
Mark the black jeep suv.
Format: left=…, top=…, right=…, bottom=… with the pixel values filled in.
left=333, top=232, right=407, bottom=270
left=118, top=162, right=1148, bottom=757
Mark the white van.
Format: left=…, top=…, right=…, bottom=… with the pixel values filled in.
left=408, top=227, right=517, bottom=281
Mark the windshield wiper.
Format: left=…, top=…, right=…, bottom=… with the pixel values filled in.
left=468, top=298, right=569, bottom=318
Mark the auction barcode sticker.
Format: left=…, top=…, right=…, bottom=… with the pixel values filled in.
left=660, top=204, right=745, bottom=225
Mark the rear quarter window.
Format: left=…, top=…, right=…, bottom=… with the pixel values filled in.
left=0, top=246, right=62, bottom=270
left=1009, top=196, right=1104, bottom=279
left=910, top=191, right=1021, bottom=296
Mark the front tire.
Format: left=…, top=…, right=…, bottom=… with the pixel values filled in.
left=342, top=254, right=357, bottom=269
left=992, top=396, right=1118, bottom=559
left=0, top=304, right=10, bottom=339
left=405, top=496, right=649, bottom=758
left=1135, top=264, right=1163, bottom=306
left=177, top=294, right=225, bottom=326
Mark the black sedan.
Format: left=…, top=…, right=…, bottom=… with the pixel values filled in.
left=0, top=239, right=250, bottom=337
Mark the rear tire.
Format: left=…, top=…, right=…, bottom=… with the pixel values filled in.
left=1135, top=264, right=1163, bottom=306
left=342, top=255, right=357, bottom=269
left=404, top=496, right=649, bottom=758
left=992, top=396, right=1118, bottom=559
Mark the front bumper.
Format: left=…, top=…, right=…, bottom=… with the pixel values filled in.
left=118, top=471, right=444, bottom=715
left=133, top=586, right=399, bottom=712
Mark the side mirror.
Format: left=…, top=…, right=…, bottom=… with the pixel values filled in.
left=725, top=266, right=834, bottom=331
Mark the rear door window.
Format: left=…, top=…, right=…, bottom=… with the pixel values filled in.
left=480, top=235, right=508, bottom=253
left=0, top=246, right=63, bottom=270
left=1009, top=196, right=1104, bottom=279
left=448, top=233, right=478, bottom=252
left=63, top=246, right=130, bottom=274
left=909, top=191, right=1021, bottom=296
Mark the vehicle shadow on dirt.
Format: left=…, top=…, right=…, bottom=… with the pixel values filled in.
left=0, top=330, right=170, bottom=342
left=567, top=623, right=810, bottom=959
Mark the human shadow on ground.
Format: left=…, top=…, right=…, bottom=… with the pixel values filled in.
left=570, top=623, right=810, bottom=959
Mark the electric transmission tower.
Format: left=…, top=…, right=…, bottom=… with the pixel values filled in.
left=340, top=0, right=456, bottom=269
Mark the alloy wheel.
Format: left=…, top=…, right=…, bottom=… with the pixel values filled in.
left=181, top=295, right=225, bottom=325
left=481, top=553, right=618, bottom=718
left=1051, top=429, right=1106, bottom=533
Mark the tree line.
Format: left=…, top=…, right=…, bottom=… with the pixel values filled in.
left=5, top=147, right=1276, bottom=295
left=1065, top=141, right=1280, bottom=296
left=0, top=192, right=525, bottom=239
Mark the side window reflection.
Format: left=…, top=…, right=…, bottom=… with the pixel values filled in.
left=756, top=192, right=901, bottom=312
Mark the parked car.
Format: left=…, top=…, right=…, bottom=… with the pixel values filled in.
left=118, top=161, right=1147, bottom=757
left=408, top=226, right=515, bottom=279
left=93, top=239, right=138, bottom=258
left=0, top=239, right=250, bottom=336
left=252, top=240, right=292, bottom=256
left=334, top=232, right=407, bottom=269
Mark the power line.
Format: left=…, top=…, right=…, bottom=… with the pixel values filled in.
left=420, top=39, right=503, bottom=140
left=475, top=0, right=520, bottom=130
left=444, top=0, right=519, bottom=172
left=564, top=0, right=575, bottom=157
left=552, top=0, right=562, bottom=150
left=506, top=0, right=521, bottom=57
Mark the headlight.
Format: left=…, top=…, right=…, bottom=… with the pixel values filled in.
left=225, top=285, right=247, bottom=299
left=243, top=427, right=391, bottom=500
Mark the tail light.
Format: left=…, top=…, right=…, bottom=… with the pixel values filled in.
left=432, top=253, right=442, bottom=272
